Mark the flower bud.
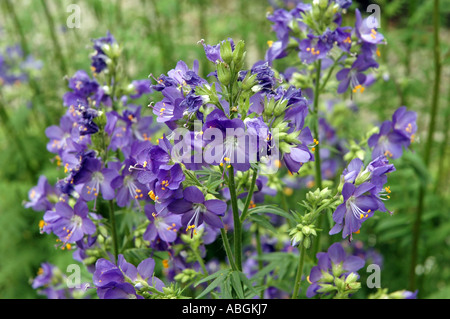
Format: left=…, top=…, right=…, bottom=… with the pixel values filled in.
left=242, top=73, right=258, bottom=91
left=232, top=40, right=246, bottom=70
left=273, top=99, right=288, bottom=117
left=317, top=283, right=336, bottom=294
left=217, top=62, right=231, bottom=86
left=220, top=40, right=233, bottom=65
left=303, top=236, right=311, bottom=249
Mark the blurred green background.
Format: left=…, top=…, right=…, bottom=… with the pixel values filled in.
left=0, top=0, right=449, bottom=298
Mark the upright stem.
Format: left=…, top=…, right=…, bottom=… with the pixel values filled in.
left=409, top=0, right=441, bottom=292
left=239, top=168, right=258, bottom=223
left=40, top=0, right=68, bottom=76
left=192, top=246, right=209, bottom=278
left=291, top=245, right=306, bottom=299
left=255, top=226, right=265, bottom=299
left=434, top=82, right=450, bottom=194
left=312, top=60, right=323, bottom=190
left=228, top=165, right=242, bottom=271
left=312, top=60, right=324, bottom=257
left=220, top=227, right=238, bottom=271
left=108, top=200, right=119, bottom=263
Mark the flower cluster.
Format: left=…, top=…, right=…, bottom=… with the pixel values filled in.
left=24, top=0, right=420, bottom=299
left=368, top=106, right=417, bottom=160
left=31, top=262, right=89, bottom=299
left=266, top=0, right=384, bottom=95
left=306, top=242, right=364, bottom=299
left=93, top=255, right=164, bottom=299
left=26, top=29, right=318, bottom=299
left=329, top=154, right=395, bottom=239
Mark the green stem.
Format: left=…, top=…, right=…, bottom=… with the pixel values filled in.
left=291, top=245, right=306, bottom=299
left=239, top=168, right=258, bottom=223
left=192, top=246, right=209, bottom=278
left=228, top=165, right=242, bottom=271
left=312, top=60, right=323, bottom=190
left=409, top=0, right=441, bottom=292
left=40, top=0, right=68, bottom=76
left=220, top=227, right=238, bottom=271
left=108, top=200, right=119, bottom=263
left=320, top=52, right=345, bottom=92
left=434, top=83, right=450, bottom=194
left=312, top=60, right=324, bottom=257
left=255, top=226, right=265, bottom=299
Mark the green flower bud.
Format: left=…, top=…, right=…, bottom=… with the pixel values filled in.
left=345, top=272, right=359, bottom=284
left=302, top=225, right=311, bottom=236
left=355, top=170, right=371, bottom=185
left=284, top=130, right=302, bottom=144
left=242, top=73, right=258, bottom=91
left=334, top=276, right=346, bottom=292
left=217, top=62, right=231, bottom=86
left=319, top=270, right=335, bottom=283
left=263, top=97, right=277, bottom=117
left=279, top=142, right=292, bottom=154
left=303, top=236, right=311, bottom=249
left=220, top=40, right=233, bottom=65
left=84, top=256, right=98, bottom=265
left=317, top=283, right=337, bottom=294
left=332, top=262, right=344, bottom=278
left=273, top=99, right=288, bottom=117
left=319, top=0, right=328, bottom=9
left=232, top=40, right=246, bottom=70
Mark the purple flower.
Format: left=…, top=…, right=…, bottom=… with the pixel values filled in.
left=32, top=263, right=55, bottom=289
left=329, top=182, right=378, bottom=240
left=44, top=200, right=96, bottom=245
left=368, top=120, right=410, bottom=159
left=91, top=31, right=116, bottom=74
left=63, top=70, right=100, bottom=107
left=25, top=176, right=58, bottom=212
left=200, top=38, right=235, bottom=64
left=111, top=159, right=149, bottom=208
left=202, top=109, right=251, bottom=171
left=306, top=242, right=365, bottom=298
left=77, top=158, right=119, bottom=210
left=129, top=79, right=152, bottom=99
left=250, top=61, right=277, bottom=93
left=152, top=87, right=185, bottom=129
left=149, top=163, right=185, bottom=202
left=168, top=186, right=227, bottom=232
left=94, top=255, right=164, bottom=299
left=144, top=204, right=181, bottom=243
left=298, top=35, right=330, bottom=64
left=45, top=115, right=87, bottom=156
left=336, top=54, right=378, bottom=94
left=403, top=290, right=418, bottom=299
left=354, top=9, right=385, bottom=45
left=392, top=106, right=417, bottom=144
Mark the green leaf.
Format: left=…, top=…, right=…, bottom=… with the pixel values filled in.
left=238, top=272, right=259, bottom=298
left=247, top=205, right=296, bottom=222
left=222, top=277, right=233, bottom=299
left=249, top=214, right=278, bottom=233
left=195, top=271, right=229, bottom=299
left=231, top=271, right=245, bottom=299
